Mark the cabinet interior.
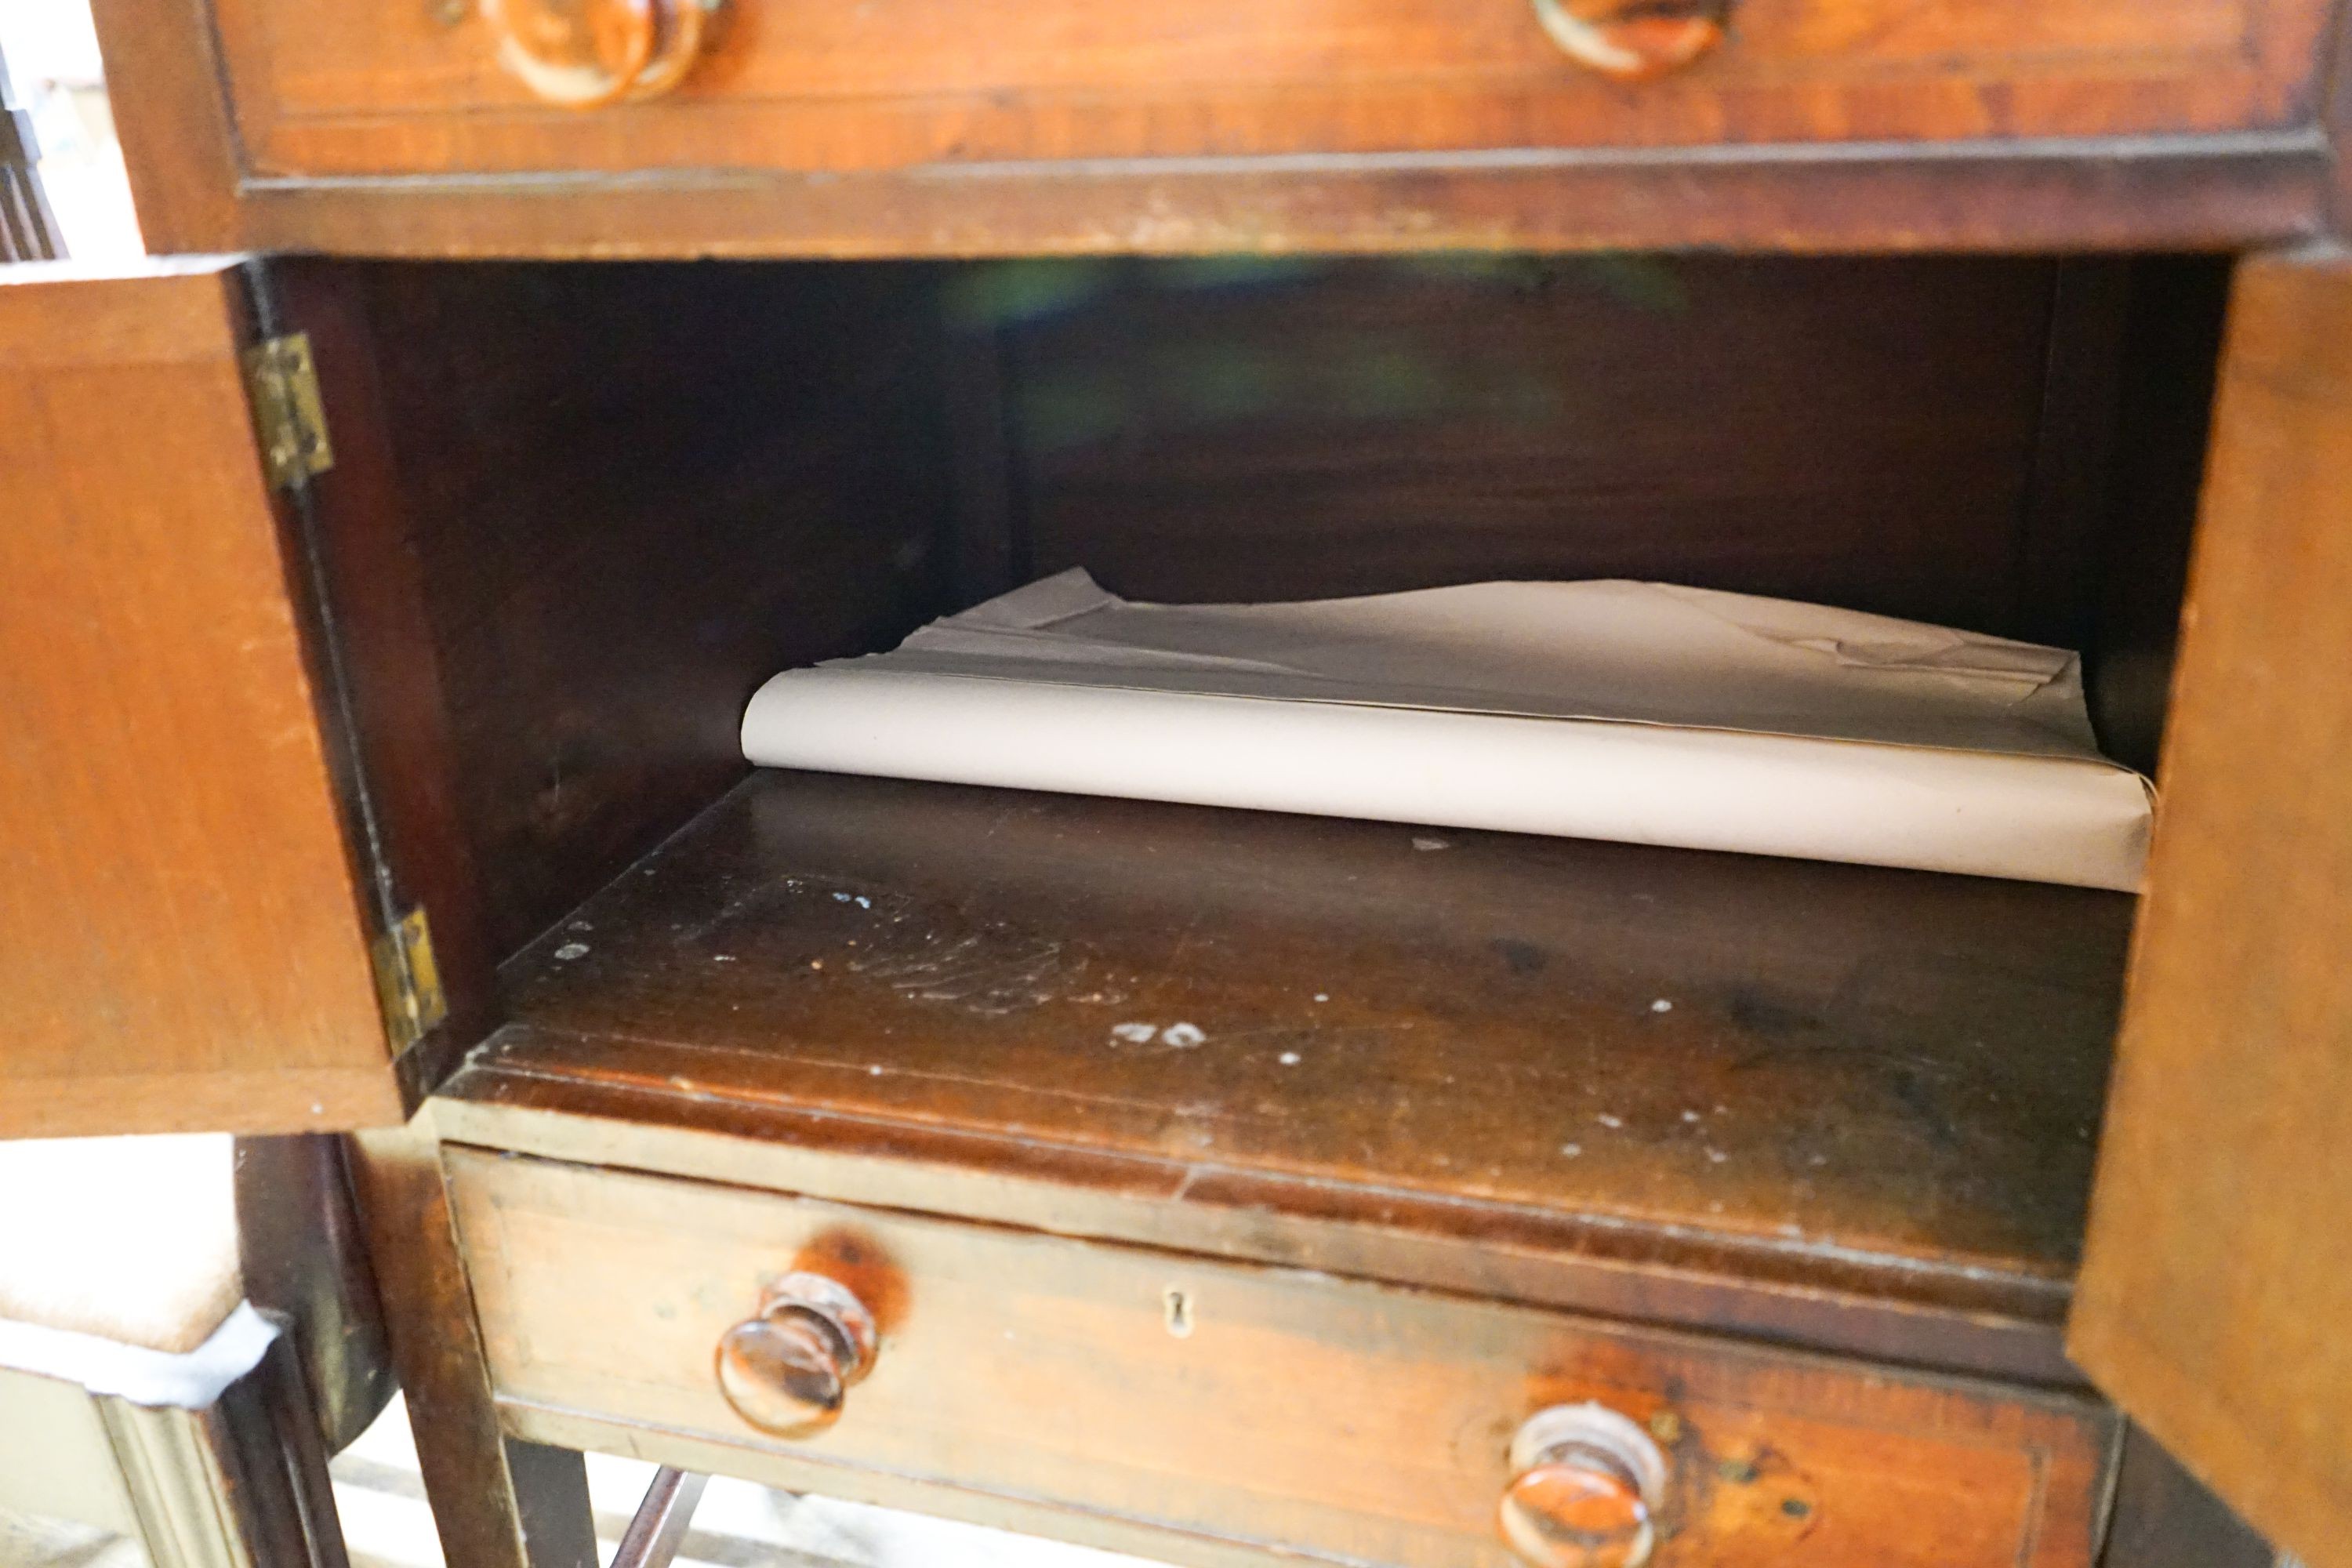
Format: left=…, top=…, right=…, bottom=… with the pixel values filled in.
left=289, top=251, right=2230, bottom=1374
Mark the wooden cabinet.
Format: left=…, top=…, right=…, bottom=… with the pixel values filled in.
left=12, top=11, right=2352, bottom=1564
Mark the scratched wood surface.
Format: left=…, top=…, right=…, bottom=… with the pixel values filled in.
left=448, top=1146, right=2118, bottom=1568
left=438, top=768, right=2132, bottom=1379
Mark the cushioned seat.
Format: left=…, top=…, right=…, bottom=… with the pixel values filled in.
left=0, top=1133, right=367, bottom=1568
left=0, top=1135, right=240, bottom=1354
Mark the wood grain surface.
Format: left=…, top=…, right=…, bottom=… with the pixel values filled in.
left=437, top=768, right=2133, bottom=1381
left=2071, top=247, right=2352, bottom=1568
left=213, top=0, right=2328, bottom=178
left=448, top=1146, right=2120, bottom=1568
left=959, top=255, right=2107, bottom=641
left=0, top=260, right=401, bottom=1137
left=341, top=262, right=954, bottom=964
left=89, top=0, right=2337, bottom=256
left=350, top=1116, right=597, bottom=1568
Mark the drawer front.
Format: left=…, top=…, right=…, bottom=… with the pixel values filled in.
left=448, top=1148, right=2114, bottom=1568
left=214, top=0, right=2325, bottom=183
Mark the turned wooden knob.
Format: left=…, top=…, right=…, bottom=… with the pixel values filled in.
left=1499, top=1403, right=1669, bottom=1568
left=480, top=0, right=711, bottom=107
left=1530, top=0, right=1729, bottom=81
left=714, top=1272, right=878, bottom=1437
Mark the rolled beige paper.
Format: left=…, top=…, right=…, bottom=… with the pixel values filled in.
left=742, top=572, right=2151, bottom=891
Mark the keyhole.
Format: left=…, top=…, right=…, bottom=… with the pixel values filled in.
left=1163, top=1287, right=1194, bottom=1338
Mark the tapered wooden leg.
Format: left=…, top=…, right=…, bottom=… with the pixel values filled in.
left=349, top=1111, right=597, bottom=1568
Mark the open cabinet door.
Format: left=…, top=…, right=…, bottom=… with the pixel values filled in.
left=2071, top=246, right=2352, bottom=1568
left=0, top=258, right=407, bottom=1138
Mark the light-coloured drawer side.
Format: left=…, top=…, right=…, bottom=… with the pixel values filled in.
left=445, top=1146, right=2114, bottom=1568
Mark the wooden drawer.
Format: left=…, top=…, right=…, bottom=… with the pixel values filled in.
left=212, top=0, right=2326, bottom=183
left=446, top=1147, right=2117, bottom=1567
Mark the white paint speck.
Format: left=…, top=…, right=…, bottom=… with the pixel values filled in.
left=1682, top=1110, right=1702, bottom=1123
left=1278, top=1051, right=1301, bottom=1066
left=553, top=942, right=590, bottom=961
left=1161, top=1022, right=1207, bottom=1048
left=1559, top=1142, right=1582, bottom=1158
left=310, top=1102, right=324, bottom=1116
left=1111, top=1022, right=1159, bottom=1044
left=1313, top=993, right=1330, bottom=1003
left=712, top=954, right=737, bottom=964
left=1650, top=998, right=1673, bottom=1014
left=1705, top=1148, right=1729, bottom=1163
left=868, top=1065, right=883, bottom=1076
left=568, top=920, right=593, bottom=932
left=1411, top=836, right=1450, bottom=852
left=1595, top=1113, right=1624, bottom=1129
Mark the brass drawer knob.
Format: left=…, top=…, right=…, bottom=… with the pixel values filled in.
left=481, top=0, right=711, bottom=107
left=1530, top=0, right=1728, bottom=81
left=714, top=1272, right=879, bottom=1437
left=1499, top=1403, right=1669, bottom=1568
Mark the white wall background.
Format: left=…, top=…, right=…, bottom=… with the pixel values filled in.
left=0, top=0, right=141, bottom=258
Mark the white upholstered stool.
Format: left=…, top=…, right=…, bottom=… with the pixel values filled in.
left=0, top=1135, right=360, bottom=1568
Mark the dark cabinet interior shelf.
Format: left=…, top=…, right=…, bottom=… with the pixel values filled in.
left=443, top=768, right=2134, bottom=1386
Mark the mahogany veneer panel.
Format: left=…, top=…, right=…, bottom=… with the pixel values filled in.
left=2071, top=246, right=2352, bottom=1568
left=0, top=260, right=399, bottom=1135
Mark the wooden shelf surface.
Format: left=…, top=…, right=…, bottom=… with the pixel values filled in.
left=438, top=769, right=2132, bottom=1382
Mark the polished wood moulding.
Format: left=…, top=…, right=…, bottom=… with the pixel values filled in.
left=435, top=768, right=2135, bottom=1385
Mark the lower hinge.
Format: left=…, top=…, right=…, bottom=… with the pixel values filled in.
left=371, top=906, right=448, bottom=1055
left=243, top=331, right=336, bottom=489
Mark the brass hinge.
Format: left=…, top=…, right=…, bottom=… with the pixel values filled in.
left=243, top=332, right=335, bottom=488
left=370, top=905, right=448, bottom=1055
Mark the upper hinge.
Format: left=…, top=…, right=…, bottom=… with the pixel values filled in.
left=243, top=331, right=335, bottom=489
left=370, top=905, right=448, bottom=1056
